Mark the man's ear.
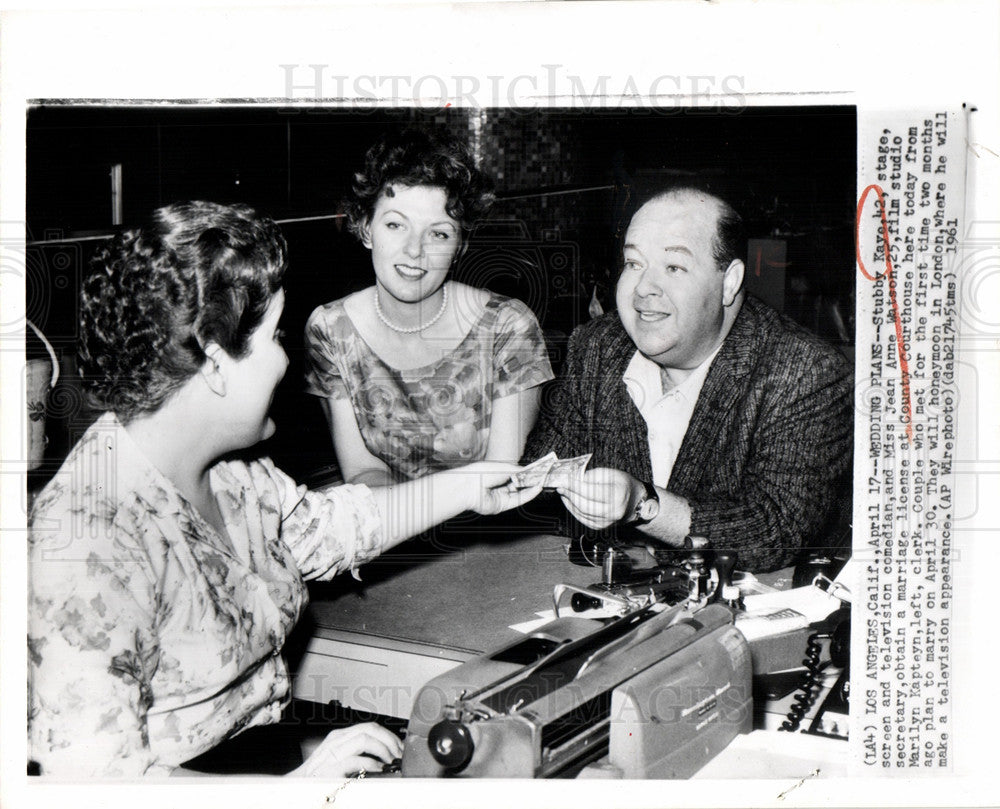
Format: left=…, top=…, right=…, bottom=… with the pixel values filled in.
left=200, top=343, right=227, bottom=397
left=722, top=259, right=745, bottom=307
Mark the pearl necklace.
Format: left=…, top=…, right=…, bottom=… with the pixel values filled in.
left=374, top=283, right=449, bottom=334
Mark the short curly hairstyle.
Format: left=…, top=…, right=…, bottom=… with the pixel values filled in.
left=79, top=201, right=287, bottom=421
left=345, top=129, right=494, bottom=239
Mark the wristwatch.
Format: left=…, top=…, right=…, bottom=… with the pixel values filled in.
left=628, top=479, right=660, bottom=526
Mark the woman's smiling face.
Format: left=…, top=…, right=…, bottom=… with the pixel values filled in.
left=363, top=184, right=461, bottom=305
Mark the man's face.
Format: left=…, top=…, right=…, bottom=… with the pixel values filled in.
left=616, top=192, right=742, bottom=369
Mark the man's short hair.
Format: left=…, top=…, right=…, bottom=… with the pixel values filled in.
left=621, top=177, right=748, bottom=272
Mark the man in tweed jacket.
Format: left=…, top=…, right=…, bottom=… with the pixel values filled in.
left=525, top=186, right=853, bottom=572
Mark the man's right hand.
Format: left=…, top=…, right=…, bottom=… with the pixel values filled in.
left=554, top=467, right=638, bottom=530
left=557, top=469, right=691, bottom=549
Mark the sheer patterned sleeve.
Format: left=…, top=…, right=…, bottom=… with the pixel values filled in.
left=261, top=460, right=385, bottom=581
left=28, top=498, right=168, bottom=777
left=304, top=304, right=350, bottom=400
left=491, top=298, right=554, bottom=398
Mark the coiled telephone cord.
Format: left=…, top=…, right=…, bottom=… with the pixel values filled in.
left=778, top=632, right=825, bottom=732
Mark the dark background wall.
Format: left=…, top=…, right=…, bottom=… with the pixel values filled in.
left=26, top=105, right=856, bottom=484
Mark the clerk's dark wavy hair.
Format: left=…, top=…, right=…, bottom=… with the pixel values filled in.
left=345, top=129, right=495, bottom=238
left=79, top=201, right=287, bottom=421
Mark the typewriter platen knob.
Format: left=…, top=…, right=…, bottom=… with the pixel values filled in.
left=427, top=719, right=475, bottom=772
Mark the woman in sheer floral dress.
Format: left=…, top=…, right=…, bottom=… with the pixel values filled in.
left=28, top=201, right=539, bottom=777
left=305, top=129, right=553, bottom=485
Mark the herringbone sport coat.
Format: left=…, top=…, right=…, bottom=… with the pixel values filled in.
left=525, top=296, right=853, bottom=572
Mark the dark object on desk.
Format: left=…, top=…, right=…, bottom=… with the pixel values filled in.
left=755, top=669, right=813, bottom=702
left=181, top=699, right=406, bottom=776
left=561, top=535, right=735, bottom=616
left=401, top=602, right=752, bottom=779
left=808, top=669, right=850, bottom=739
left=181, top=721, right=304, bottom=775
left=779, top=607, right=850, bottom=735
left=716, top=552, right=745, bottom=611
left=362, top=757, right=403, bottom=777
left=792, top=551, right=850, bottom=590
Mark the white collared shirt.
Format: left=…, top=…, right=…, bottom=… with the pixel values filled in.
left=622, top=346, right=720, bottom=488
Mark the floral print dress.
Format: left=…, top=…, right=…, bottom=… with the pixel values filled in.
left=304, top=293, right=553, bottom=479
left=28, top=413, right=384, bottom=777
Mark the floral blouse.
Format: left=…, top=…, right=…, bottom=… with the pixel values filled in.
left=304, top=292, right=553, bottom=479
left=28, top=413, right=384, bottom=777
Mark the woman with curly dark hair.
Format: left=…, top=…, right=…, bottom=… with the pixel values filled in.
left=304, top=129, right=553, bottom=485
left=27, top=201, right=540, bottom=778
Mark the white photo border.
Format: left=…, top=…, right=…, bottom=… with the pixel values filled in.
left=2, top=3, right=998, bottom=808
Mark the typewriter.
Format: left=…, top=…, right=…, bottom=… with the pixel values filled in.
left=401, top=538, right=754, bottom=778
